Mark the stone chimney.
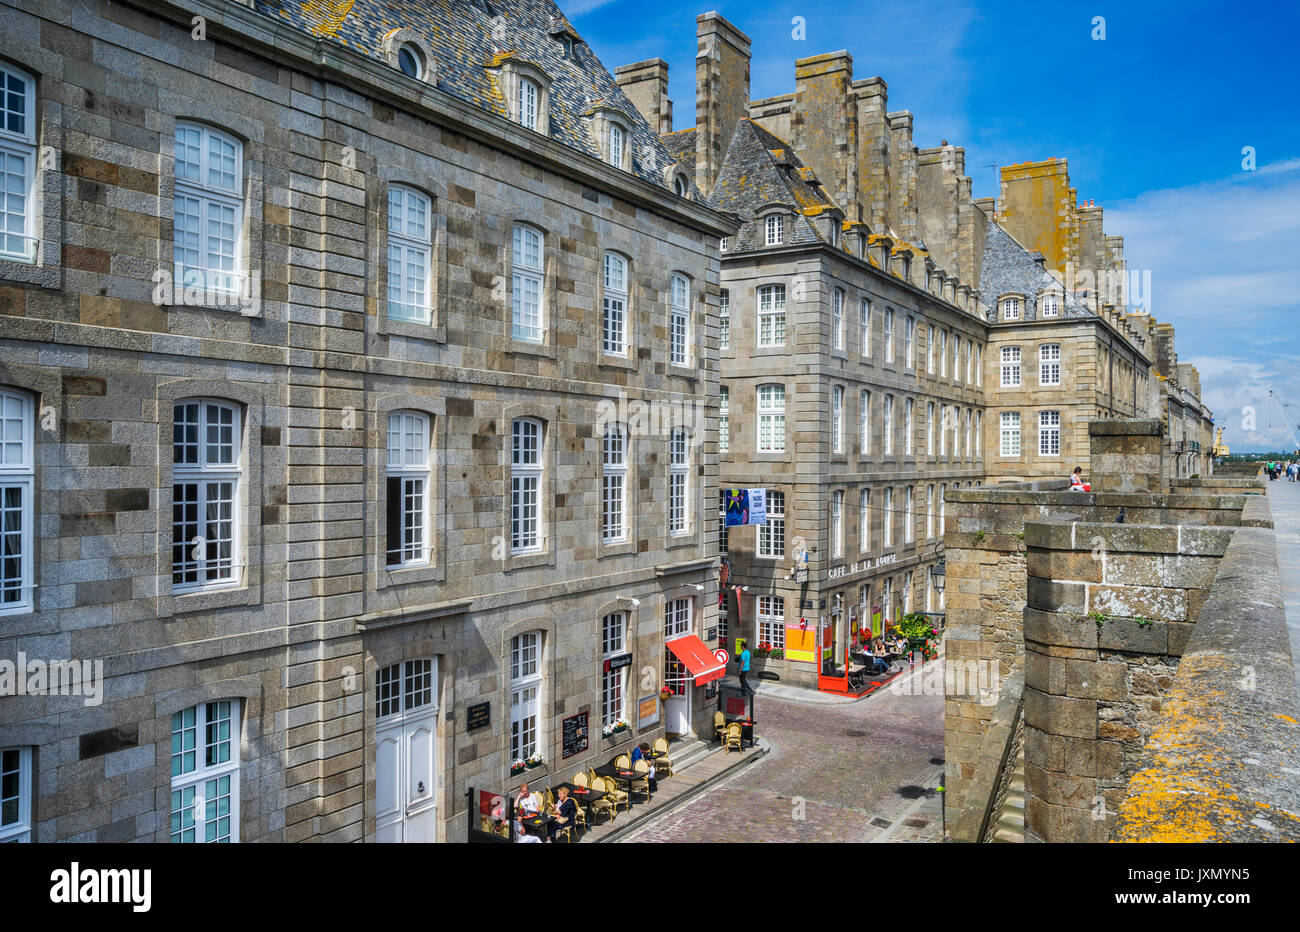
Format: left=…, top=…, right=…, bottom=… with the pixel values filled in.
left=791, top=51, right=857, bottom=214
left=853, top=76, right=891, bottom=233
left=694, top=11, right=751, bottom=198
left=888, top=111, right=918, bottom=242
left=614, top=59, right=673, bottom=135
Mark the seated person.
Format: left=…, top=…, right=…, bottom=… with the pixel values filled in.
left=638, top=744, right=659, bottom=793
left=516, top=782, right=541, bottom=817
left=630, top=743, right=645, bottom=765
left=546, top=786, right=577, bottom=842
left=514, top=815, right=541, bottom=843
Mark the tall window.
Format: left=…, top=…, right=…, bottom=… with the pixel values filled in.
left=510, top=633, right=542, bottom=762
left=953, top=335, right=961, bottom=383
left=0, top=390, right=33, bottom=614
left=938, top=483, right=946, bottom=539
left=926, top=484, right=934, bottom=538
left=884, top=309, right=895, bottom=363
left=386, top=185, right=431, bottom=323
left=1001, top=346, right=1022, bottom=387
left=859, top=390, right=871, bottom=454
left=966, top=341, right=974, bottom=384
left=608, top=123, right=625, bottom=169
left=926, top=401, right=935, bottom=456
left=1001, top=411, right=1021, bottom=456
left=903, top=571, right=913, bottom=614
left=757, top=596, right=785, bottom=649
left=758, top=284, right=786, bottom=347
left=172, top=400, right=240, bottom=591
left=939, top=330, right=947, bottom=377
left=719, top=386, right=729, bottom=455
left=965, top=409, right=972, bottom=458
left=904, top=486, right=914, bottom=543
left=518, top=78, right=540, bottom=131
left=511, top=418, right=543, bottom=552
left=601, top=613, right=627, bottom=727
left=174, top=122, right=243, bottom=295
left=1039, top=410, right=1061, bottom=456
left=1040, top=344, right=1061, bottom=385
left=860, top=299, right=871, bottom=357
left=1042, top=293, right=1060, bottom=317
left=170, top=701, right=240, bottom=842
left=670, top=273, right=691, bottom=366
left=882, top=487, right=893, bottom=548
left=905, top=317, right=915, bottom=368
left=757, top=384, right=785, bottom=452
left=0, top=64, right=36, bottom=263
left=602, top=252, right=628, bottom=355
left=939, top=405, right=947, bottom=457
left=1002, top=296, right=1021, bottom=320
left=830, top=490, right=843, bottom=559
left=386, top=411, right=430, bottom=567
left=759, top=490, right=785, bottom=558
left=859, top=490, right=870, bottom=552
left=511, top=224, right=544, bottom=342
left=905, top=398, right=914, bottom=455
left=375, top=658, right=434, bottom=720
left=765, top=214, right=783, bottom=246
left=719, top=289, right=730, bottom=351
left=883, top=395, right=893, bottom=455
left=832, top=385, right=844, bottom=454
left=975, top=411, right=982, bottom=456
left=718, top=490, right=729, bottom=555
left=0, top=746, right=31, bottom=843
left=669, top=429, right=690, bottom=536
left=665, top=598, right=692, bottom=639
left=975, top=345, right=983, bottom=385
left=832, top=288, right=845, bottom=351
left=601, top=424, right=627, bottom=543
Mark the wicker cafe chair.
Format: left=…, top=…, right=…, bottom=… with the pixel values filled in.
left=630, top=759, right=652, bottom=800
left=614, top=754, right=631, bottom=770
left=572, top=771, right=588, bottom=789
left=725, top=722, right=742, bottom=753
left=713, top=711, right=726, bottom=743
left=652, top=737, right=673, bottom=777
left=601, top=773, right=631, bottom=814
left=587, top=777, right=616, bottom=824
left=552, top=798, right=576, bottom=844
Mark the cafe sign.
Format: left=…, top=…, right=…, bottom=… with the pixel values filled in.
left=603, top=653, right=632, bottom=673
left=827, top=553, right=897, bottom=580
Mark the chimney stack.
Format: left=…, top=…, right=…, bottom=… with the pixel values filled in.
left=614, top=59, right=673, bottom=135
left=694, top=11, right=751, bottom=198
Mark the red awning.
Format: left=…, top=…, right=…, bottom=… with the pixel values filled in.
left=666, top=635, right=726, bottom=686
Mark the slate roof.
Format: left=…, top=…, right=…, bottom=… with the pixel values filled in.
left=979, top=218, right=1093, bottom=323
left=707, top=119, right=844, bottom=252
left=253, top=0, right=685, bottom=192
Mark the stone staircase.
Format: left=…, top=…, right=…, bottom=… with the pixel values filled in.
left=989, top=745, right=1025, bottom=842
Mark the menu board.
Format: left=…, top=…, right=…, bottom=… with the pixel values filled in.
left=562, top=711, right=589, bottom=759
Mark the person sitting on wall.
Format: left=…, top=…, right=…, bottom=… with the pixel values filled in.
left=1069, top=466, right=1089, bottom=491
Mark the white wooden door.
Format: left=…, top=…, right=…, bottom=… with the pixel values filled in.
left=374, top=658, right=438, bottom=843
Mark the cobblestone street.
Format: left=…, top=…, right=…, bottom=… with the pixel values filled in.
left=620, top=661, right=946, bottom=842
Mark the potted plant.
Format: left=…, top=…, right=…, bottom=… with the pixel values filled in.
left=896, top=613, right=942, bottom=659
left=510, top=758, right=526, bottom=777
left=525, top=754, right=544, bottom=770
left=601, top=719, right=630, bottom=739
left=659, top=687, right=674, bottom=702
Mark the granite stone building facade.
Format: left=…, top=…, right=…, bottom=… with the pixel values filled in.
left=0, top=0, right=732, bottom=842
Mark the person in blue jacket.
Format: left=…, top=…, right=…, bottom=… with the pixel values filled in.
left=738, top=642, right=753, bottom=696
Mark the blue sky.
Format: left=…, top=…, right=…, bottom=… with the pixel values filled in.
left=567, top=0, right=1300, bottom=452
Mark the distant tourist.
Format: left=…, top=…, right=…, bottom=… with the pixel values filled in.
left=738, top=641, right=754, bottom=696
left=1069, top=466, right=1089, bottom=491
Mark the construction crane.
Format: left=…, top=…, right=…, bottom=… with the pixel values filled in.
left=1268, top=389, right=1300, bottom=452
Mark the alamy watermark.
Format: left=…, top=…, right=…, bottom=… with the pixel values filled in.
left=0, top=653, right=103, bottom=706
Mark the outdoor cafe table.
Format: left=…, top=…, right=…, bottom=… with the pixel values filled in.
left=593, top=764, right=639, bottom=807
left=552, top=782, right=607, bottom=824
left=518, top=813, right=554, bottom=839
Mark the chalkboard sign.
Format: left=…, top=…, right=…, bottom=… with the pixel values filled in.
left=466, top=701, right=490, bottom=732
left=562, top=711, right=588, bottom=759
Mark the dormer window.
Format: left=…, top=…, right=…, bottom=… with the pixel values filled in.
left=1002, top=296, right=1021, bottom=321
left=398, top=45, right=423, bottom=79
left=673, top=175, right=688, bottom=197
left=719, top=236, right=728, bottom=252
left=608, top=123, right=626, bottom=169
left=1041, top=293, right=1060, bottom=318
left=765, top=215, right=783, bottom=246
left=498, top=61, right=552, bottom=135
left=519, top=78, right=539, bottom=131
left=381, top=30, right=436, bottom=85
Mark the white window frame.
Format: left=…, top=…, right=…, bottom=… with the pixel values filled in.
left=905, top=316, right=915, bottom=369
left=1039, top=410, right=1061, bottom=457
left=884, top=309, right=895, bottom=363
left=832, top=288, right=845, bottom=351
left=1002, top=296, right=1021, bottom=320
left=905, top=397, right=914, bottom=455
left=172, top=400, right=242, bottom=593
left=386, top=410, right=431, bottom=567
left=758, top=284, right=786, bottom=347
left=1041, top=293, right=1060, bottom=318
left=938, top=483, right=946, bottom=540
left=602, top=252, right=628, bottom=356
left=953, top=335, right=961, bottom=383
left=830, top=490, right=843, bottom=559
left=1001, top=346, right=1022, bottom=387
left=765, top=214, right=783, bottom=246
left=975, top=344, right=983, bottom=386
left=511, top=223, right=544, bottom=343
left=719, top=288, right=730, bottom=351
left=511, top=418, right=543, bottom=553
left=1040, top=343, right=1061, bottom=386
left=510, top=632, right=543, bottom=762
left=386, top=184, right=432, bottom=323
left=0, top=389, right=34, bottom=614
left=719, top=386, right=729, bottom=455
left=975, top=411, right=982, bottom=456
left=170, top=700, right=241, bottom=843
left=375, top=657, right=436, bottom=721
left=904, top=486, right=914, bottom=543
left=832, top=385, right=844, bottom=454
left=927, top=324, right=935, bottom=373
left=601, top=423, right=627, bottom=543
left=1000, top=411, right=1021, bottom=457
left=926, top=484, right=934, bottom=539
left=860, top=299, right=871, bottom=358
left=926, top=401, right=935, bottom=456
left=758, top=490, right=785, bottom=559
left=860, top=390, right=871, bottom=455
left=173, top=121, right=245, bottom=297
left=0, top=746, right=32, bottom=842
left=0, top=63, right=37, bottom=264
left=883, top=394, right=893, bottom=455
left=939, top=405, right=947, bottom=458
left=882, top=487, right=893, bottom=548
left=670, top=273, right=691, bottom=367
left=668, top=428, right=690, bottom=537
left=601, top=613, right=627, bottom=727
left=518, top=77, right=540, bottom=131
left=756, top=595, right=785, bottom=649
left=859, top=490, right=870, bottom=552
left=608, top=122, right=626, bottom=170
left=939, top=330, right=947, bottom=377
left=757, top=384, right=786, bottom=453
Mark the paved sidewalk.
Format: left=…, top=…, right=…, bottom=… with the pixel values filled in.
left=1266, top=479, right=1300, bottom=695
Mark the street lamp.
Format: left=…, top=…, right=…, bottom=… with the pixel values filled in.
left=931, top=543, right=946, bottom=595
